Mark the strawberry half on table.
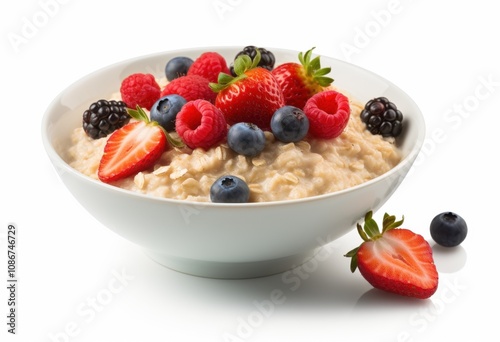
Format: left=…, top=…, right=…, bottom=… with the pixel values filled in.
left=345, top=211, right=439, bottom=299
left=209, top=50, right=285, bottom=131
left=272, top=47, right=334, bottom=110
left=98, top=106, right=183, bottom=183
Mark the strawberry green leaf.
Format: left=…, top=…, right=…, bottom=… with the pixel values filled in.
left=363, top=211, right=381, bottom=239
left=250, top=48, right=261, bottom=69
left=297, top=49, right=306, bottom=66
left=316, top=76, right=334, bottom=87
left=357, top=223, right=369, bottom=242
left=347, top=211, right=407, bottom=274
left=364, top=218, right=380, bottom=239
left=314, top=67, right=332, bottom=77
left=234, top=55, right=252, bottom=76
left=382, top=213, right=395, bottom=232
left=209, top=50, right=261, bottom=93
left=218, top=72, right=234, bottom=85
left=382, top=213, right=404, bottom=233
left=350, top=251, right=358, bottom=273
left=209, top=81, right=226, bottom=93
left=309, top=56, right=321, bottom=71
left=126, top=106, right=185, bottom=148
left=381, top=212, right=405, bottom=233
left=297, top=47, right=334, bottom=88
left=344, top=246, right=359, bottom=273
left=166, top=133, right=185, bottom=148
left=385, top=215, right=404, bottom=232
left=344, top=247, right=358, bottom=258
left=156, top=124, right=185, bottom=148
left=127, top=105, right=150, bottom=122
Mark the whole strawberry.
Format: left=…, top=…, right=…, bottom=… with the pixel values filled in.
left=345, top=211, right=438, bottom=299
left=209, top=50, right=285, bottom=131
left=272, top=47, right=333, bottom=110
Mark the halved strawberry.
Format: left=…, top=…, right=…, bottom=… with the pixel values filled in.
left=98, top=106, right=182, bottom=183
left=272, top=47, right=334, bottom=110
left=345, top=211, right=439, bottom=299
left=209, top=50, right=285, bottom=131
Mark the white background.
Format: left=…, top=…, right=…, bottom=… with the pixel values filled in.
left=2, top=0, right=499, bottom=341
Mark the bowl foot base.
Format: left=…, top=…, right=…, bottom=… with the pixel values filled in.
left=145, top=249, right=321, bottom=279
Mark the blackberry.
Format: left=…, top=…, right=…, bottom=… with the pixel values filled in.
left=82, top=99, right=130, bottom=139
left=360, top=97, right=403, bottom=138
left=229, top=46, right=276, bottom=76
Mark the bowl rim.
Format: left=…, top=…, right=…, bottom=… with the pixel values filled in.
left=41, top=46, right=426, bottom=208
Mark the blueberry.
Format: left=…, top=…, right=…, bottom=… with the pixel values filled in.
left=430, top=212, right=468, bottom=247
left=150, top=95, right=187, bottom=131
left=271, top=105, right=309, bottom=142
left=210, top=175, right=250, bottom=203
left=165, top=56, right=193, bottom=81
left=227, top=122, right=266, bottom=157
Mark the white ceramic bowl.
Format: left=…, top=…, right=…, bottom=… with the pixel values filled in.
left=42, top=47, right=425, bottom=278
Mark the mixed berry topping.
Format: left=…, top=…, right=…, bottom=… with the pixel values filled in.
left=210, top=49, right=285, bottom=131
left=82, top=99, right=130, bottom=139
left=81, top=46, right=410, bottom=203
left=360, top=97, right=403, bottom=138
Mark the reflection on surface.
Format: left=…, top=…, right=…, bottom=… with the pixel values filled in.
left=431, top=244, right=467, bottom=273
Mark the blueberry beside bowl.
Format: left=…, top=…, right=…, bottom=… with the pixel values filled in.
left=41, top=47, right=425, bottom=279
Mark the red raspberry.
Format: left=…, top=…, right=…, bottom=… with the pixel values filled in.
left=161, top=75, right=216, bottom=104
left=303, top=90, right=351, bottom=139
left=176, top=99, right=228, bottom=150
left=187, top=52, right=230, bottom=83
left=120, top=73, right=161, bottom=110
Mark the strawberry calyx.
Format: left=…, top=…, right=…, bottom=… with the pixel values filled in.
left=344, top=211, right=404, bottom=273
left=298, top=47, right=334, bottom=87
left=209, top=49, right=262, bottom=93
left=126, top=106, right=184, bottom=148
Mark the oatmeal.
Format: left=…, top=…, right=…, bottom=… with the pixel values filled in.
left=68, top=98, right=401, bottom=202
